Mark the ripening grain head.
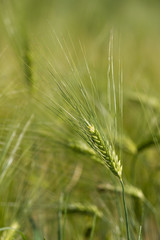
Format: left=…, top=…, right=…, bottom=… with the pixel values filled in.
left=87, top=123, right=122, bottom=179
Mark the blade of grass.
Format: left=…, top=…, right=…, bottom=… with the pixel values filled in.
left=58, top=193, right=64, bottom=240
left=89, top=213, right=97, bottom=240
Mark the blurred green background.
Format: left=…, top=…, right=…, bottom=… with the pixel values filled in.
left=0, top=0, right=160, bottom=239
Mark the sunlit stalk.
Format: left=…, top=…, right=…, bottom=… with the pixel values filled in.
left=120, top=179, right=130, bottom=240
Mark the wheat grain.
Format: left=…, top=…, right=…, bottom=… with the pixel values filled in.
left=87, top=124, right=122, bottom=180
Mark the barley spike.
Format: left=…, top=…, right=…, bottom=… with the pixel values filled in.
left=88, top=124, right=122, bottom=180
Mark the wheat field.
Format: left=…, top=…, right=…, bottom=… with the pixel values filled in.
left=0, top=0, right=160, bottom=239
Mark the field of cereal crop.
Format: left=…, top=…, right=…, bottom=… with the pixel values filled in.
left=0, top=1, right=160, bottom=239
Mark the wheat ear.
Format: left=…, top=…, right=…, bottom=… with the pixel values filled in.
left=87, top=124, right=130, bottom=239
left=87, top=124, right=122, bottom=180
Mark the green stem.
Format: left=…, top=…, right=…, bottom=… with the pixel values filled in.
left=62, top=193, right=70, bottom=240
left=58, top=193, right=64, bottom=240
left=120, top=179, right=130, bottom=240
left=138, top=226, right=142, bottom=240
left=89, top=213, right=97, bottom=240
left=58, top=209, right=62, bottom=240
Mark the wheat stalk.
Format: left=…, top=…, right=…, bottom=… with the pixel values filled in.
left=42, top=34, right=130, bottom=239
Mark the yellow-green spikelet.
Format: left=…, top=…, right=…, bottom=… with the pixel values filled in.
left=88, top=124, right=122, bottom=180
